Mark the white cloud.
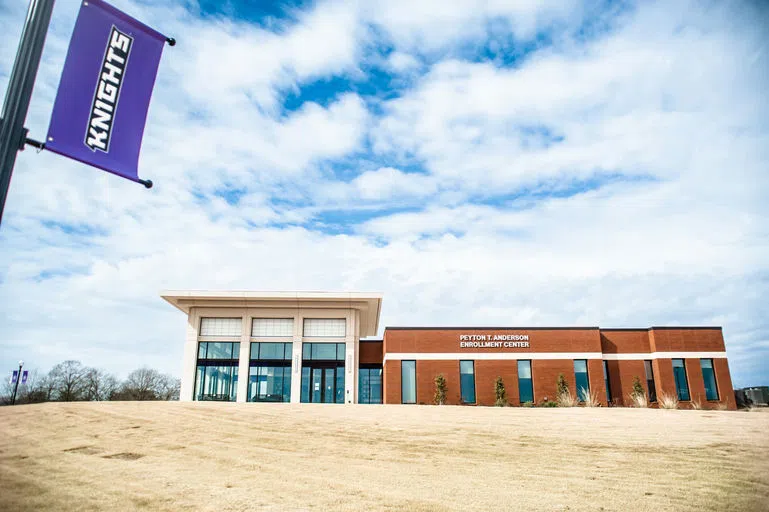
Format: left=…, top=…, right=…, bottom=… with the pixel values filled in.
left=0, top=0, right=767, bottom=390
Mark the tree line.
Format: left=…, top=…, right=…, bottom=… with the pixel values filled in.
left=1, top=360, right=180, bottom=405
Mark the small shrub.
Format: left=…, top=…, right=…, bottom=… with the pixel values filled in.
left=658, top=392, right=679, bottom=409
left=541, top=400, right=559, bottom=407
left=583, top=390, right=600, bottom=407
left=522, top=401, right=534, bottom=407
left=434, top=374, right=447, bottom=405
left=690, top=397, right=703, bottom=410
left=557, top=390, right=579, bottom=407
left=628, top=392, right=648, bottom=408
left=557, top=374, right=569, bottom=397
left=494, top=376, right=508, bottom=407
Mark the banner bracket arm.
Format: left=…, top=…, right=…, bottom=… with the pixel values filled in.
left=23, top=136, right=45, bottom=152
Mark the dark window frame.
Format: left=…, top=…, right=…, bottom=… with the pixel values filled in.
left=603, top=360, right=612, bottom=404
left=359, top=364, right=383, bottom=404
left=573, top=359, right=590, bottom=402
left=401, top=360, right=417, bottom=404
left=644, top=360, right=657, bottom=402
left=672, top=358, right=691, bottom=401
left=459, top=360, right=476, bottom=404
left=517, top=359, right=534, bottom=405
left=700, top=358, right=719, bottom=401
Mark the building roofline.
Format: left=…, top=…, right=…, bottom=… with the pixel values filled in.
left=384, top=326, right=601, bottom=331
left=385, top=326, right=723, bottom=331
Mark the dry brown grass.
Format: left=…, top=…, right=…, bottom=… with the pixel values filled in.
left=629, top=392, right=649, bottom=408
left=1, top=402, right=768, bottom=512
left=557, top=390, right=579, bottom=407
left=658, top=392, right=680, bottom=409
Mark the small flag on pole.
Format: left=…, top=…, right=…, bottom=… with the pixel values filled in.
left=22, top=371, right=28, bottom=384
left=10, top=370, right=18, bottom=385
left=45, top=0, right=173, bottom=188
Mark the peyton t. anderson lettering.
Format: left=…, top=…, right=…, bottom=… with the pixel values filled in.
left=459, top=334, right=530, bottom=348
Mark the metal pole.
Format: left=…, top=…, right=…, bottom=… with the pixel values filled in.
left=0, top=0, right=56, bottom=227
left=10, top=361, right=23, bottom=405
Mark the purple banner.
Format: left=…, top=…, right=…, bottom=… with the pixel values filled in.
left=46, top=0, right=168, bottom=185
left=10, top=370, right=18, bottom=385
left=22, top=371, right=28, bottom=384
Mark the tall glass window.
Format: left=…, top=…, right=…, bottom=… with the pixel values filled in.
left=401, top=360, right=416, bottom=404
left=672, top=359, right=690, bottom=401
left=644, top=360, right=657, bottom=402
left=195, top=342, right=239, bottom=401
left=359, top=366, right=383, bottom=404
left=574, top=360, right=589, bottom=401
left=248, top=342, right=292, bottom=402
left=300, top=343, right=345, bottom=404
left=518, top=360, right=533, bottom=404
left=460, top=360, right=476, bottom=404
left=603, top=361, right=612, bottom=404
left=700, top=359, right=719, bottom=401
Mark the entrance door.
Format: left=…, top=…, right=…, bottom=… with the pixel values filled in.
left=311, top=368, right=323, bottom=403
left=306, top=366, right=342, bottom=403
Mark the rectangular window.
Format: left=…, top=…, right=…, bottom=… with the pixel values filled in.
left=198, top=342, right=240, bottom=360
left=700, top=359, right=719, bottom=401
left=603, top=361, right=612, bottom=404
left=574, top=359, right=589, bottom=401
left=199, top=317, right=242, bottom=337
left=303, top=318, right=346, bottom=337
left=460, top=360, right=476, bottom=404
left=358, top=367, right=383, bottom=404
left=250, top=342, right=292, bottom=360
left=194, top=365, right=238, bottom=401
left=672, top=359, right=690, bottom=401
left=251, top=318, right=293, bottom=337
left=247, top=366, right=291, bottom=402
left=401, top=360, right=416, bottom=404
left=518, top=360, right=533, bottom=404
left=195, top=342, right=240, bottom=401
left=644, top=360, right=657, bottom=402
left=302, top=343, right=345, bottom=361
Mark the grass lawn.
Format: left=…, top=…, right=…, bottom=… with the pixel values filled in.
left=1, top=402, right=768, bottom=511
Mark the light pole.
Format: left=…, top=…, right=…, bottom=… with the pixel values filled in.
left=10, top=360, right=23, bottom=405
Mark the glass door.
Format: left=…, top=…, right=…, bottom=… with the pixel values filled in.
left=312, top=368, right=322, bottom=403
left=323, top=368, right=335, bottom=403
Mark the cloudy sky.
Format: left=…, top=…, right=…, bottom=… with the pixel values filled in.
left=0, top=0, right=767, bottom=387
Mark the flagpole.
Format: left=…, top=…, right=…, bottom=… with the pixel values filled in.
left=0, top=0, right=56, bottom=227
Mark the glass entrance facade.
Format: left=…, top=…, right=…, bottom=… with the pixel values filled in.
left=300, top=343, right=345, bottom=403
left=195, top=342, right=239, bottom=401
left=248, top=342, right=292, bottom=402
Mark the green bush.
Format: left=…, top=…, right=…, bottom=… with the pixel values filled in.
left=434, top=374, right=447, bottom=405
left=522, top=401, right=534, bottom=407
left=631, top=376, right=644, bottom=398
left=541, top=400, right=559, bottom=407
left=494, top=376, right=508, bottom=407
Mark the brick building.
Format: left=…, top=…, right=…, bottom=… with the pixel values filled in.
left=162, top=291, right=736, bottom=410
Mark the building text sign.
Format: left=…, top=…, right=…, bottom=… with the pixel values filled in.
left=459, top=334, right=530, bottom=348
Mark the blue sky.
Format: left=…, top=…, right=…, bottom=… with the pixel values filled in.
left=0, top=0, right=768, bottom=388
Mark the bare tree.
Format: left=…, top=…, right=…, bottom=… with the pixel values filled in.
left=156, top=374, right=181, bottom=401
left=83, top=368, right=119, bottom=401
left=121, top=367, right=162, bottom=400
left=49, top=360, right=87, bottom=401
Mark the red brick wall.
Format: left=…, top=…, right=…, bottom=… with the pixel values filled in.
left=600, top=330, right=650, bottom=353
left=380, top=327, right=735, bottom=410
left=359, top=341, right=383, bottom=364
left=649, top=328, right=725, bottom=352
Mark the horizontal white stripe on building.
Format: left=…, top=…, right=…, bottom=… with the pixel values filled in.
left=601, top=351, right=727, bottom=360
left=384, top=352, right=604, bottom=362
left=383, top=351, right=728, bottom=362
